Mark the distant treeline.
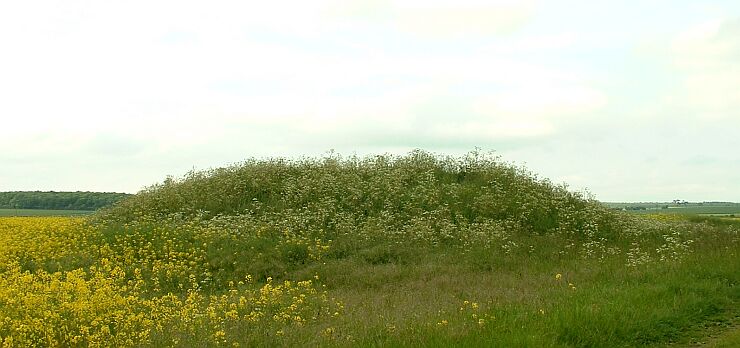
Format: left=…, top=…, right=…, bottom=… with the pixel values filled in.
left=0, top=191, right=131, bottom=211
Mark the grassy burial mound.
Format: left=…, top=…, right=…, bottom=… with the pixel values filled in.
left=102, top=149, right=621, bottom=248
left=2, top=150, right=738, bottom=347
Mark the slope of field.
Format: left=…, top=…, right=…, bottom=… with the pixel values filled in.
left=1, top=150, right=738, bottom=347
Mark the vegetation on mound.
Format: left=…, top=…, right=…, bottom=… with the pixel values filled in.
left=102, top=149, right=620, bottom=238
left=1, top=150, right=738, bottom=347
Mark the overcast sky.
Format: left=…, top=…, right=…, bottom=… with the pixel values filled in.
left=1, top=1, right=739, bottom=202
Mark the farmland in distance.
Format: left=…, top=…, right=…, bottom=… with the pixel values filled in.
left=604, top=201, right=740, bottom=216
left=0, top=209, right=94, bottom=217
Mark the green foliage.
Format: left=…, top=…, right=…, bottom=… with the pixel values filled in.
left=101, top=149, right=620, bottom=240
left=40, top=149, right=736, bottom=346
left=0, top=191, right=130, bottom=211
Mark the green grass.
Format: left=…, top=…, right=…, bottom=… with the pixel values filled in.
left=303, top=225, right=739, bottom=347
left=102, top=151, right=740, bottom=346
left=0, top=208, right=94, bottom=216
left=5, top=150, right=739, bottom=347
left=135, top=217, right=736, bottom=347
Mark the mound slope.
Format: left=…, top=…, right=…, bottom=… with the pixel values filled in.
left=102, top=149, right=618, bottom=239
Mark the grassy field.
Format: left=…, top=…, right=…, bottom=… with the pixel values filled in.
left=604, top=202, right=740, bottom=216
left=0, top=151, right=738, bottom=347
left=0, top=208, right=94, bottom=217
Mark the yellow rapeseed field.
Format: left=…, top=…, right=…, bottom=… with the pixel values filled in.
left=0, top=217, right=339, bottom=347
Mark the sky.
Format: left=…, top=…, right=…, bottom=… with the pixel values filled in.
left=1, top=0, right=739, bottom=202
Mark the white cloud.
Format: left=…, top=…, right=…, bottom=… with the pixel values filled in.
left=327, top=0, right=535, bottom=38
left=670, top=17, right=740, bottom=120
left=392, top=2, right=535, bottom=38
left=433, top=119, right=554, bottom=138
left=0, top=0, right=593, bottom=143
left=471, top=85, right=607, bottom=116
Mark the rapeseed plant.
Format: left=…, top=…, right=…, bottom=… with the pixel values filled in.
left=0, top=217, right=339, bottom=347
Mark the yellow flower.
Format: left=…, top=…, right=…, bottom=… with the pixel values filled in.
left=0, top=217, right=340, bottom=347
left=323, top=327, right=336, bottom=337
left=555, top=273, right=562, bottom=280
left=214, top=330, right=226, bottom=341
